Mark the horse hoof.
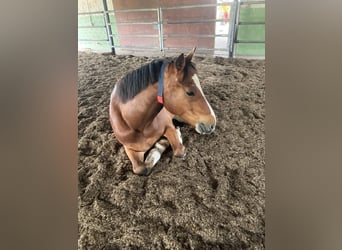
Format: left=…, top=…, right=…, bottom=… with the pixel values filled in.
left=174, top=150, right=186, bottom=158
left=173, top=145, right=186, bottom=158
left=143, top=168, right=152, bottom=176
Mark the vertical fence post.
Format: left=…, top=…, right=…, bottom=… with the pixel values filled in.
left=233, top=0, right=241, bottom=56
left=102, top=0, right=115, bottom=55
left=228, top=0, right=239, bottom=58
left=157, top=7, right=165, bottom=56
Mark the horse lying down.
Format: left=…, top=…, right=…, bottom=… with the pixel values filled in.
left=109, top=48, right=216, bottom=175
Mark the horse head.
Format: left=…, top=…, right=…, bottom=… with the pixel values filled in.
left=163, top=48, right=216, bottom=134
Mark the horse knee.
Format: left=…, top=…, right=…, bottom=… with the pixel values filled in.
left=129, top=139, right=170, bottom=176
left=132, top=164, right=150, bottom=176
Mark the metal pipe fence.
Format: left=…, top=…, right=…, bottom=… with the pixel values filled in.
left=78, top=0, right=265, bottom=58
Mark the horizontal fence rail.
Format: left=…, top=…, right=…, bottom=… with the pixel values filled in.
left=78, top=0, right=265, bottom=58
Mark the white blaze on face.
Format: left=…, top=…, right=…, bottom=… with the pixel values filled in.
left=191, top=74, right=216, bottom=120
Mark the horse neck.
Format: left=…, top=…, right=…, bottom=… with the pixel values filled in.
left=124, top=83, right=162, bottom=129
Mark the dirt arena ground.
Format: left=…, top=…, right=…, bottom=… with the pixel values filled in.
left=78, top=51, right=265, bottom=249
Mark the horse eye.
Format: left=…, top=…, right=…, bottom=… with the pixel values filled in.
left=186, top=91, right=195, bottom=97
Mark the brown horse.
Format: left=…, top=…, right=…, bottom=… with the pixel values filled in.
left=109, top=48, right=216, bottom=175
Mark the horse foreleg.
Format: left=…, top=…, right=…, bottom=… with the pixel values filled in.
left=124, top=147, right=147, bottom=175
left=144, top=138, right=170, bottom=170
left=164, top=126, right=186, bottom=158
left=124, top=138, right=170, bottom=175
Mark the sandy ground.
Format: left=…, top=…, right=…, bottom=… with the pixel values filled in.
left=78, top=51, right=265, bottom=249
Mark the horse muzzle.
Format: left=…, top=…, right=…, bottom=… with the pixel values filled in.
left=195, top=121, right=216, bottom=134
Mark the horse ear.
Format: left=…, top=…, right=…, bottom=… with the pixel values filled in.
left=175, top=53, right=185, bottom=71
left=186, top=47, right=196, bottom=62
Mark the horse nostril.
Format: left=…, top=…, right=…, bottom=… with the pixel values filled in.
left=198, top=122, right=215, bottom=134
left=199, top=122, right=206, bottom=132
